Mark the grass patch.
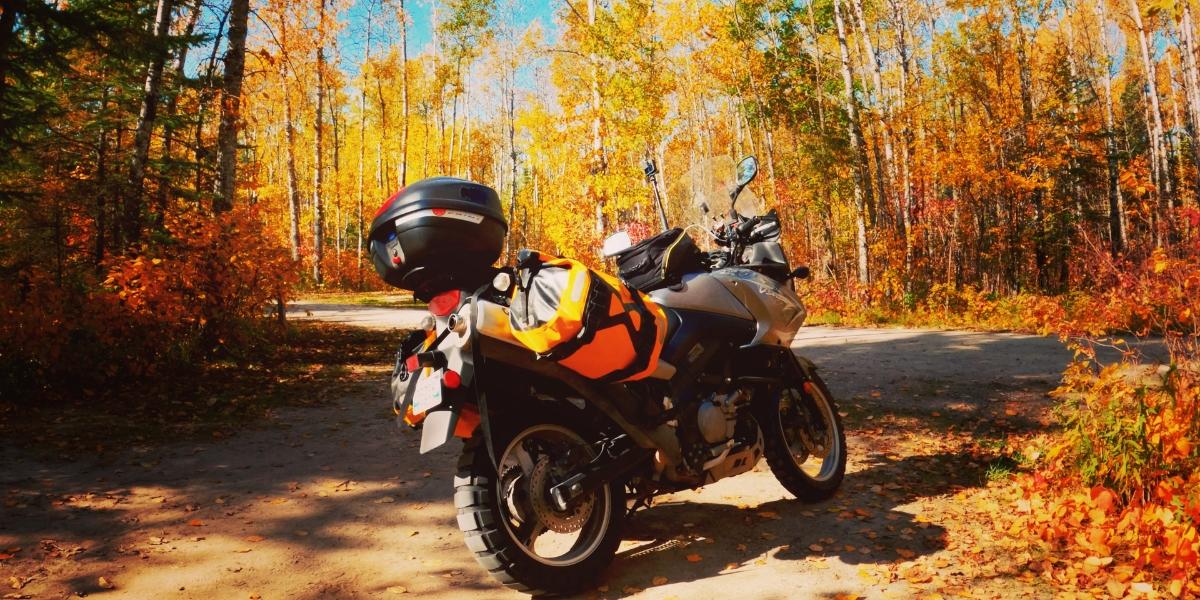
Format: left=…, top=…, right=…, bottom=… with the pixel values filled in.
left=984, top=456, right=1020, bottom=482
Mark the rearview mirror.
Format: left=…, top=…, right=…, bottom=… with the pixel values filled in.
left=602, top=231, right=632, bottom=257
left=735, top=156, right=759, bottom=187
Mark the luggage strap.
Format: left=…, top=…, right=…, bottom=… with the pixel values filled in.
left=539, top=272, right=659, bottom=382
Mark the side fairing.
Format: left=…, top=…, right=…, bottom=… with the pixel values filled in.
left=709, top=268, right=806, bottom=347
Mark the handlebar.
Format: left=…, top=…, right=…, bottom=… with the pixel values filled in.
left=713, top=212, right=762, bottom=247
left=736, top=215, right=761, bottom=239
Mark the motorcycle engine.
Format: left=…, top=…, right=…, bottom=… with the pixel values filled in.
left=672, top=388, right=764, bottom=484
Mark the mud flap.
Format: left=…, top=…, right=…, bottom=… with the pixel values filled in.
left=420, top=409, right=461, bottom=454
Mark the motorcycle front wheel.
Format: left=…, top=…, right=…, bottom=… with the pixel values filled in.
left=454, top=409, right=624, bottom=596
left=756, top=368, right=847, bottom=502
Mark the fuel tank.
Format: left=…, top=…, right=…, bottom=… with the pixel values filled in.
left=649, top=269, right=806, bottom=349
left=648, top=272, right=754, bottom=320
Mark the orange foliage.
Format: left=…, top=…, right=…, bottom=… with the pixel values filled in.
left=0, top=206, right=295, bottom=399
left=999, top=247, right=1200, bottom=595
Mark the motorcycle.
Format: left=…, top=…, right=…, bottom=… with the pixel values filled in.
left=370, top=156, right=846, bottom=596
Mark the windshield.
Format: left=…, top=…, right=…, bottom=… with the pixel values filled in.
left=666, top=155, right=765, bottom=234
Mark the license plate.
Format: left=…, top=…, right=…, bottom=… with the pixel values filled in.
left=411, top=369, right=443, bottom=414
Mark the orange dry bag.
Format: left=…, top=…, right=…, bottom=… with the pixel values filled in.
left=508, top=250, right=667, bottom=382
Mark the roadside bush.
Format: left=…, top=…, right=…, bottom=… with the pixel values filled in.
left=1004, top=249, right=1200, bottom=595
left=0, top=205, right=295, bottom=401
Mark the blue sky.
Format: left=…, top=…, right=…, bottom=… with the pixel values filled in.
left=336, top=0, right=560, bottom=77
left=188, top=0, right=559, bottom=80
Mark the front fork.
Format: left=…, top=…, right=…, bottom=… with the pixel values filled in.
left=781, top=355, right=831, bottom=459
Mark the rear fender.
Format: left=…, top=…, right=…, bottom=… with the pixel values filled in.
left=394, top=295, right=483, bottom=454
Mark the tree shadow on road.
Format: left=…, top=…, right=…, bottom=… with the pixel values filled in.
left=588, top=449, right=996, bottom=598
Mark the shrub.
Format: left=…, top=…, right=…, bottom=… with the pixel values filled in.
left=0, top=205, right=296, bottom=401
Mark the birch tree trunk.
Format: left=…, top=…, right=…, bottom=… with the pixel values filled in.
left=1010, top=0, right=1047, bottom=290
left=96, top=83, right=111, bottom=266
left=587, top=0, right=607, bottom=234
left=850, top=0, right=897, bottom=223
left=834, top=0, right=871, bottom=286
left=506, top=65, right=518, bottom=261
left=1095, top=0, right=1127, bottom=253
left=126, top=0, right=175, bottom=243
left=1180, top=2, right=1200, bottom=203
left=214, top=0, right=249, bottom=212
left=464, top=64, right=472, bottom=180
left=285, top=87, right=301, bottom=261
left=448, top=62, right=460, bottom=175
left=358, top=4, right=373, bottom=285
left=399, top=0, right=410, bottom=188
left=1128, top=0, right=1174, bottom=209
left=313, top=0, right=328, bottom=284
left=889, top=0, right=915, bottom=280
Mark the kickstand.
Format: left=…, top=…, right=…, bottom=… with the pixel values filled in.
left=626, top=492, right=654, bottom=518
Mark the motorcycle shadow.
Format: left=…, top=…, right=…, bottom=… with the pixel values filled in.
left=595, top=451, right=973, bottom=595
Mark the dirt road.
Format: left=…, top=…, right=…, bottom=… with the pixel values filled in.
left=1, top=307, right=1146, bottom=599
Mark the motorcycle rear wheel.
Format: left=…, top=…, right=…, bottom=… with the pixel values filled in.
left=454, top=410, right=624, bottom=596
left=757, top=369, right=847, bottom=502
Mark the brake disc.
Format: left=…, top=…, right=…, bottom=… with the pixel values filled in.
left=784, top=388, right=829, bottom=460
left=500, top=464, right=533, bottom=525
left=528, top=456, right=594, bottom=534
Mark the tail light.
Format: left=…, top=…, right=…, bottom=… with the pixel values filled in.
left=429, top=290, right=461, bottom=317
left=442, top=370, right=461, bottom=389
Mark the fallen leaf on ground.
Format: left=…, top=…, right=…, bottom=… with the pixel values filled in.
left=187, top=519, right=204, bottom=527
left=0, top=555, right=11, bottom=561
left=386, top=586, right=408, bottom=594
left=244, top=535, right=265, bottom=543
left=809, top=544, right=823, bottom=552
left=757, top=511, right=781, bottom=520
left=685, top=553, right=702, bottom=562
left=98, top=577, right=114, bottom=590
left=652, top=576, right=668, bottom=585
left=233, top=548, right=252, bottom=553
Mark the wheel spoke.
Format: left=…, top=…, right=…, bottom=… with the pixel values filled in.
left=517, top=519, right=547, bottom=547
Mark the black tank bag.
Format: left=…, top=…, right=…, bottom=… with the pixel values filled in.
left=614, top=228, right=705, bottom=293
